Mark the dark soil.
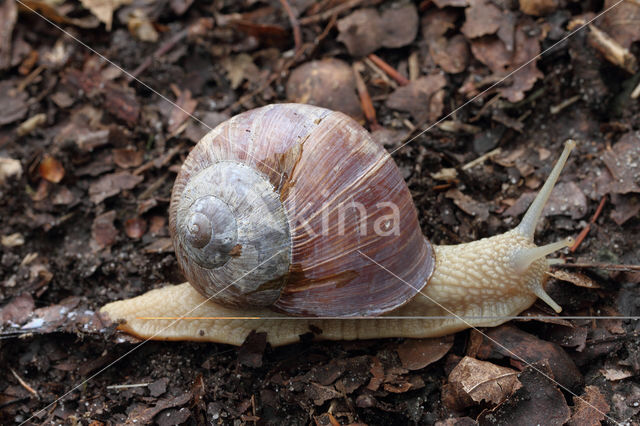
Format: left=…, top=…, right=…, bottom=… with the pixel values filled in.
left=1, top=0, right=639, bottom=424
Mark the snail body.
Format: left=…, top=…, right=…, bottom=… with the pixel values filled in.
left=101, top=104, right=575, bottom=346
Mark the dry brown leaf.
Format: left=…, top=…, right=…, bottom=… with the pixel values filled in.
left=568, top=385, right=610, bottom=426
left=89, top=172, right=144, bottom=204
left=470, top=36, right=512, bottom=72
left=125, top=392, right=193, bottom=425
left=366, top=356, right=384, bottom=391
left=499, top=23, right=544, bottom=102
left=421, top=7, right=459, bottom=41
left=429, top=34, right=470, bottom=74
left=168, top=88, right=198, bottom=134
left=610, top=193, right=640, bottom=225
left=113, top=148, right=144, bottom=169
left=445, top=356, right=521, bottom=409
left=0, top=293, right=35, bottom=325
left=222, top=54, right=259, bottom=90
left=547, top=270, right=600, bottom=289
left=470, top=20, right=544, bottom=102
left=461, top=0, right=502, bottom=38
left=471, top=325, right=583, bottom=390
left=504, top=181, right=587, bottom=219
left=519, top=0, right=558, bottom=16
left=337, top=9, right=384, bottom=57
left=306, top=382, right=341, bottom=405
left=144, top=237, right=173, bottom=253
left=477, top=361, right=570, bottom=425
left=385, top=74, right=447, bottom=122
left=379, top=3, right=418, bottom=48
left=91, top=210, right=117, bottom=249
left=602, top=132, right=640, bottom=194
left=433, top=0, right=468, bottom=6
left=445, top=189, right=490, bottom=221
left=80, top=0, right=132, bottom=31
left=19, top=0, right=100, bottom=29
left=238, top=331, right=267, bottom=368
left=104, top=82, right=140, bottom=127
left=600, top=0, right=640, bottom=49
left=600, top=366, right=633, bottom=381
left=396, top=335, right=454, bottom=370
left=0, top=81, right=28, bottom=125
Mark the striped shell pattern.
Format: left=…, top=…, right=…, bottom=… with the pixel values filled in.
left=169, top=103, right=435, bottom=316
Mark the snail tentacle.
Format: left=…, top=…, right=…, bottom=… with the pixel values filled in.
left=516, top=139, right=576, bottom=239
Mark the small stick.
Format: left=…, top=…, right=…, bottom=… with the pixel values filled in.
left=299, top=0, right=381, bottom=25
left=106, top=383, right=150, bottom=390
left=11, top=368, right=40, bottom=399
left=461, top=148, right=502, bottom=170
left=363, top=56, right=395, bottom=88
left=367, top=54, right=409, bottom=86
left=570, top=195, right=607, bottom=252
left=127, top=29, right=188, bottom=82
left=556, top=262, right=640, bottom=272
left=631, top=78, right=640, bottom=99
left=17, top=65, right=44, bottom=92
left=432, top=183, right=453, bottom=191
left=279, top=0, right=302, bottom=52
left=353, top=62, right=379, bottom=130
left=550, top=95, right=580, bottom=114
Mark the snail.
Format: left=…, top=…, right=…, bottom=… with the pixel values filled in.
left=101, top=103, right=577, bottom=347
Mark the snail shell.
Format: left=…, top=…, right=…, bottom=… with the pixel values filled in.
left=170, top=104, right=435, bottom=316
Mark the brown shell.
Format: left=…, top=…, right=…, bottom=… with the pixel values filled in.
left=170, top=103, right=435, bottom=316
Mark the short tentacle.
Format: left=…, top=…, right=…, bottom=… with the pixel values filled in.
left=511, top=236, right=574, bottom=273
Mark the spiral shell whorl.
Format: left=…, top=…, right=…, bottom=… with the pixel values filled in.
left=171, top=161, right=291, bottom=307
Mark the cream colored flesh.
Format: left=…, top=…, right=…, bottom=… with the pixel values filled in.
left=100, top=230, right=548, bottom=347
left=100, top=282, right=469, bottom=347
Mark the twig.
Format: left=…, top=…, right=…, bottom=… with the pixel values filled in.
left=461, top=148, right=502, bottom=170
left=279, top=0, right=302, bottom=52
left=570, top=196, right=607, bottom=252
left=631, top=78, right=640, bottom=99
left=299, top=0, right=382, bottom=25
left=11, top=368, right=40, bottom=399
left=363, top=56, right=395, bottom=88
left=127, top=29, right=188, bottom=82
left=352, top=62, right=379, bottom=130
left=106, top=383, right=150, bottom=390
left=550, top=95, right=580, bottom=114
left=17, top=65, right=44, bottom=92
left=587, top=24, right=637, bottom=74
left=367, top=54, right=409, bottom=86
left=555, top=262, right=640, bottom=272
left=0, top=396, right=30, bottom=409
